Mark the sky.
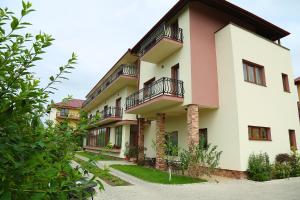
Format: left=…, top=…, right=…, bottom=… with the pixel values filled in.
left=1, top=0, right=300, bottom=104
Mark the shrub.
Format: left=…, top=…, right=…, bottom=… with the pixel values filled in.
left=290, top=150, right=300, bottom=177
left=275, top=153, right=291, bottom=164
left=247, top=153, right=272, bottom=181
left=272, top=163, right=292, bottom=179
left=179, top=143, right=222, bottom=178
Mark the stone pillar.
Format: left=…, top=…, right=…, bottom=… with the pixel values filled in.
left=137, top=118, right=145, bottom=162
left=156, top=113, right=166, bottom=170
left=187, top=104, right=199, bottom=149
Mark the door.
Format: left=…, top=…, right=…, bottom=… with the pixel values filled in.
left=115, top=98, right=121, bottom=117
left=170, top=20, right=178, bottom=39
left=199, top=128, right=208, bottom=149
left=130, top=125, right=138, bottom=147
left=144, top=78, right=155, bottom=99
left=171, top=64, right=179, bottom=95
left=103, top=105, right=109, bottom=118
left=105, top=128, right=110, bottom=146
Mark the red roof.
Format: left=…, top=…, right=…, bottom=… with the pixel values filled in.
left=54, top=99, right=84, bottom=109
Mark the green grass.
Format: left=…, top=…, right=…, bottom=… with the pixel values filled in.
left=76, top=151, right=121, bottom=161
left=111, top=164, right=206, bottom=184
left=74, top=157, right=129, bottom=186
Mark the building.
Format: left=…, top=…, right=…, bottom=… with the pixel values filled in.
left=49, top=99, right=84, bottom=127
left=82, top=0, right=299, bottom=178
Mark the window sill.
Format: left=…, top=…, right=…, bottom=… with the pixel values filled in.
left=249, top=138, right=272, bottom=141
left=244, top=80, right=267, bottom=87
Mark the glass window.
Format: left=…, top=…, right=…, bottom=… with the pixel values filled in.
left=243, top=60, right=265, bottom=86
left=60, top=108, right=69, bottom=116
left=165, top=131, right=178, bottom=156
left=248, top=66, right=255, bottom=83
left=243, top=63, right=248, bottom=81
left=199, top=128, right=208, bottom=149
left=115, top=126, right=122, bottom=148
left=248, top=126, right=271, bottom=141
left=282, top=73, right=290, bottom=92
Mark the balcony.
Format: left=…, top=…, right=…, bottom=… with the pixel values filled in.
left=83, top=64, right=137, bottom=111
left=88, top=107, right=123, bottom=127
left=125, top=77, right=184, bottom=114
left=56, top=112, right=80, bottom=120
left=138, top=24, right=183, bottom=63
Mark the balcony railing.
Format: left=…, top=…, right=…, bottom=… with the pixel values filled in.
left=88, top=107, right=123, bottom=125
left=138, top=24, right=183, bottom=57
left=56, top=112, right=80, bottom=119
left=126, top=77, right=184, bottom=110
left=83, top=64, right=137, bottom=107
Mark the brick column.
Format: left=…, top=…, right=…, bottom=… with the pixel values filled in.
left=156, top=113, right=166, bottom=170
left=187, top=104, right=199, bottom=149
left=137, top=118, right=145, bottom=162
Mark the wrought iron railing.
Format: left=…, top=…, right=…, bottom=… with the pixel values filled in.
left=126, top=77, right=184, bottom=110
left=83, top=64, right=137, bottom=107
left=88, top=107, right=123, bottom=125
left=138, top=24, right=183, bottom=57
left=56, top=112, right=80, bottom=119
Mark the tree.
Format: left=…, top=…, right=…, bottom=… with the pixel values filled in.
left=0, top=2, right=101, bottom=199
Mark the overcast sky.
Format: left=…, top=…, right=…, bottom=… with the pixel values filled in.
left=1, top=0, right=300, bottom=104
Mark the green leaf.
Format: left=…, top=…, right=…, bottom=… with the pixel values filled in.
left=10, top=16, right=19, bottom=30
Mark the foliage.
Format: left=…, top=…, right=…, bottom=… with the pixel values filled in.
left=111, top=164, right=206, bottom=184
left=179, top=141, right=222, bottom=178
left=0, top=2, right=97, bottom=199
left=290, top=149, right=300, bottom=177
left=105, top=142, right=113, bottom=150
left=272, top=162, right=292, bottom=179
left=275, top=153, right=291, bottom=164
left=247, top=153, right=272, bottom=181
left=74, top=158, right=129, bottom=186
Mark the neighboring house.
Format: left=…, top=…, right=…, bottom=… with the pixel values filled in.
left=82, top=0, right=299, bottom=178
left=49, top=99, right=84, bottom=127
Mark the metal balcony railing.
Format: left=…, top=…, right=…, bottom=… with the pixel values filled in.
left=56, top=112, right=80, bottom=119
left=125, top=77, right=184, bottom=110
left=138, top=24, right=183, bottom=57
left=88, top=107, right=123, bottom=124
left=83, top=64, right=137, bottom=107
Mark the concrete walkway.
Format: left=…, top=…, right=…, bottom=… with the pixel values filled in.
left=74, top=154, right=300, bottom=200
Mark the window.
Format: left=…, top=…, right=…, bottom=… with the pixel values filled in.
left=60, top=108, right=69, bottom=117
left=199, top=128, right=208, bottom=149
left=115, top=126, right=122, bottom=149
left=165, top=131, right=178, bottom=156
left=282, top=73, right=290, bottom=92
left=289, top=130, right=297, bottom=149
left=98, top=128, right=107, bottom=147
left=248, top=126, right=271, bottom=141
left=243, top=60, right=266, bottom=86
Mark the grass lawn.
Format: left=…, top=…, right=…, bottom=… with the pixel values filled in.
left=76, top=151, right=121, bottom=161
left=74, top=157, right=129, bottom=186
left=111, top=164, right=206, bottom=184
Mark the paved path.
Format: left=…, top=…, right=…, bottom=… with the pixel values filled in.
left=74, top=154, right=300, bottom=200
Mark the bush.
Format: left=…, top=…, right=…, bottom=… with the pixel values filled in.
left=247, top=153, right=272, bottom=181
left=275, top=153, right=291, bottom=164
left=290, top=150, right=300, bottom=177
left=272, top=162, right=292, bottom=179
